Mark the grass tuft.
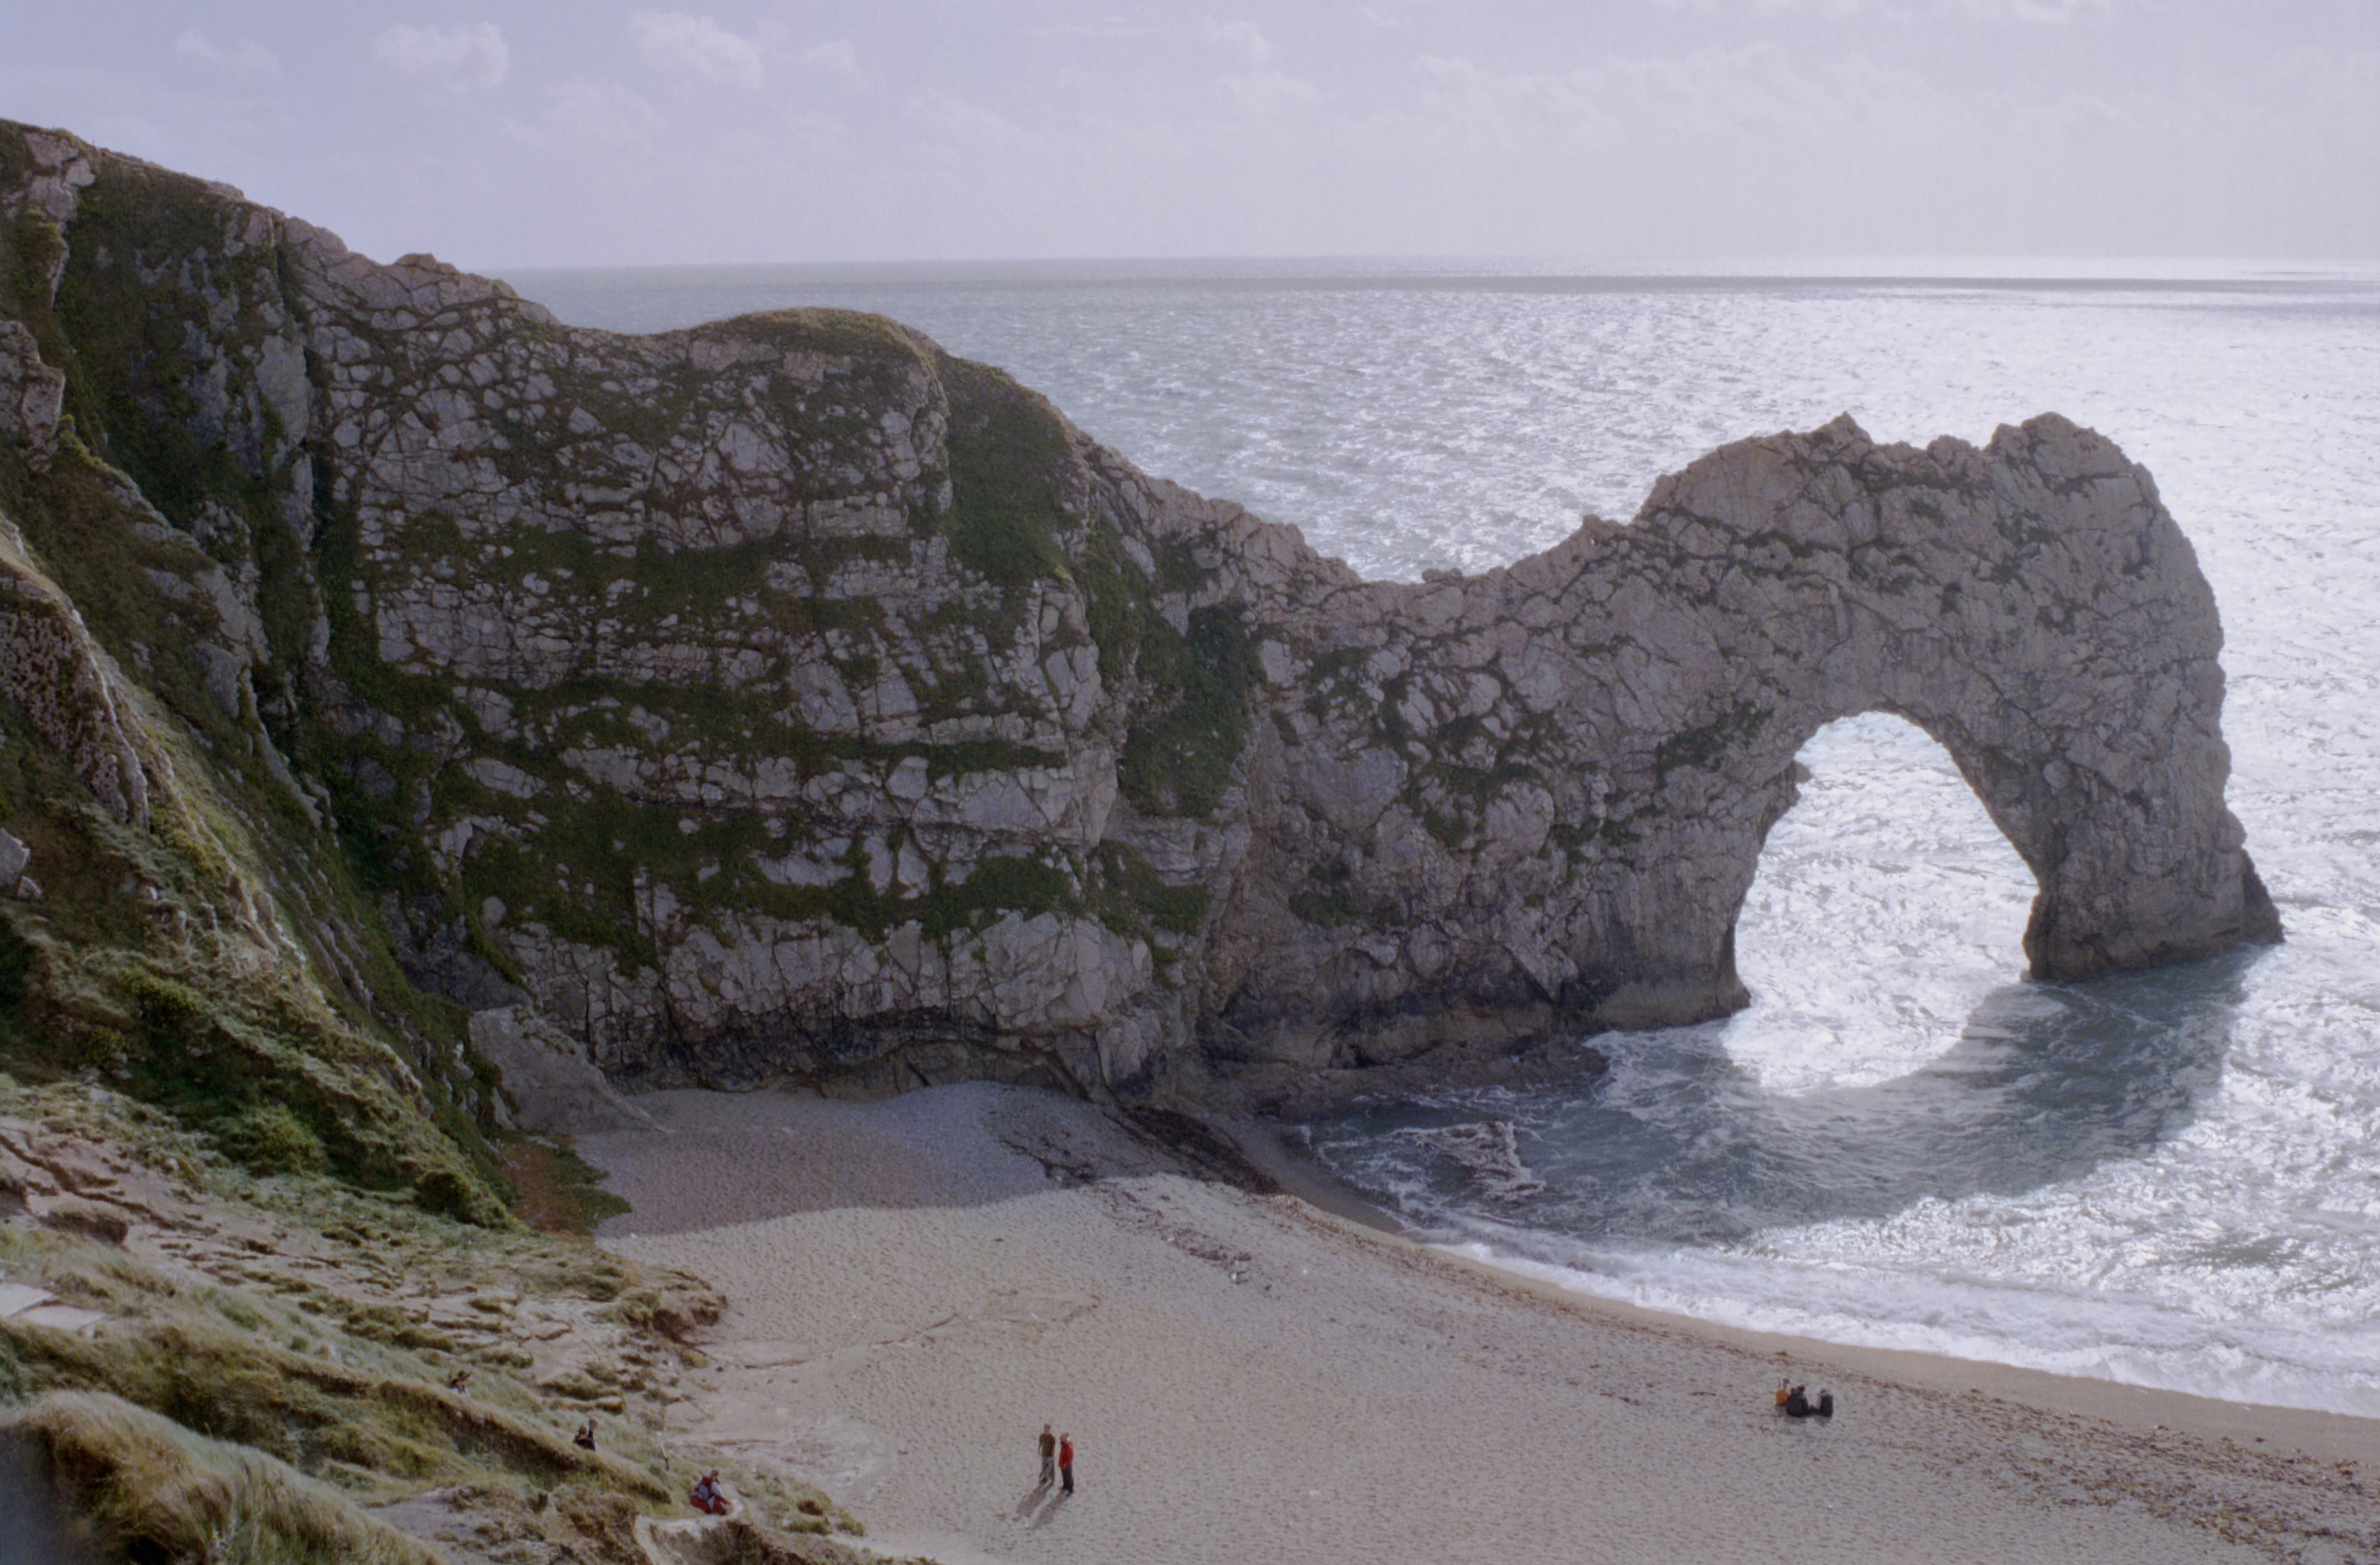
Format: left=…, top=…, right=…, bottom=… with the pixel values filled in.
left=3, top=1390, right=445, bottom=1565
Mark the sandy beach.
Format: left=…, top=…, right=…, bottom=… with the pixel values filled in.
left=577, top=1085, right=2377, bottom=1565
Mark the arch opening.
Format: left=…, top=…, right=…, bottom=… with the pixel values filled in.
left=1725, top=712, right=2035, bottom=1096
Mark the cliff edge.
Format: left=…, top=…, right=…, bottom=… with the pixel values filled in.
left=0, top=122, right=2279, bottom=1131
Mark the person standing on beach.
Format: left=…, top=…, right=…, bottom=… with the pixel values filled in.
left=1058, top=1432, right=1075, bottom=1494
left=1037, top=1423, right=1056, bottom=1485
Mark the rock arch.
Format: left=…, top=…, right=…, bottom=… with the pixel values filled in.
left=1725, top=712, right=2034, bottom=1075
left=1208, top=413, right=2281, bottom=1089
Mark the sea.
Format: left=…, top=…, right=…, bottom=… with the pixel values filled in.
left=505, top=257, right=2380, bottom=1419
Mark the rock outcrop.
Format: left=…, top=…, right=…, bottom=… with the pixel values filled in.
left=0, top=121, right=2278, bottom=1119
left=1213, top=411, right=2280, bottom=1096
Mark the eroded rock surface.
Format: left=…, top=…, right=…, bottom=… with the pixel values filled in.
left=1211, top=411, right=2280, bottom=1096
left=0, top=122, right=2277, bottom=1112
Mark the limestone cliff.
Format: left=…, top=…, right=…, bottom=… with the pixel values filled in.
left=0, top=122, right=2278, bottom=1130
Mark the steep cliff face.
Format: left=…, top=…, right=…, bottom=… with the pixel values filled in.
left=0, top=122, right=2277, bottom=1126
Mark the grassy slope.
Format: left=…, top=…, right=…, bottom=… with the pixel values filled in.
left=0, top=1075, right=897, bottom=1562
left=0, top=121, right=921, bottom=1564
left=1, top=127, right=508, bottom=1225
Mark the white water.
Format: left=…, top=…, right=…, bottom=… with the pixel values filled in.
left=510, top=258, right=2380, bottom=1417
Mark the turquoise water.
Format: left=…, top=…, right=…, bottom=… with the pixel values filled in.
left=508, top=258, right=2380, bottom=1415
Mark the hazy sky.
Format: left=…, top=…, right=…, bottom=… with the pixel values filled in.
left=8, top=1, right=2377, bottom=270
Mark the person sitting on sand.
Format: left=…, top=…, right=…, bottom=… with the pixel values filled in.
left=1775, top=1379, right=1792, bottom=1406
left=690, top=1471, right=729, bottom=1515
left=574, top=1418, right=597, bottom=1450
left=1812, top=1389, right=1835, bottom=1418
left=1783, top=1384, right=1811, bottom=1417
left=447, top=1369, right=470, bottom=1394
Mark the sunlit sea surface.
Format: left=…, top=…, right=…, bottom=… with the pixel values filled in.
left=509, top=258, right=2380, bottom=1417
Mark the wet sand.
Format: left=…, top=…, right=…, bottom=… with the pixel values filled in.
left=578, top=1083, right=2377, bottom=1565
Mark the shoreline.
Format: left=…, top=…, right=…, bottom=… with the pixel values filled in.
left=1216, top=1110, right=2377, bottom=1463
left=1221, top=1109, right=2377, bottom=1458
left=578, top=1083, right=2377, bottom=1564
left=1315, top=1198, right=2380, bottom=1468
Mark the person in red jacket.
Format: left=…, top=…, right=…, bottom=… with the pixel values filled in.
left=1058, top=1433, right=1075, bottom=1494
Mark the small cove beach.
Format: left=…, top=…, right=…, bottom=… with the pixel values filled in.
left=579, top=1083, right=2377, bottom=1565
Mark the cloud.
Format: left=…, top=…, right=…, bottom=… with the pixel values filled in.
left=506, top=79, right=665, bottom=150
left=1653, top=0, right=2124, bottom=16
left=1936, top=0, right=2122, bottom=20
left=1653, top=0, right=1888, bottom=15
left=1208, top=20, right=1276, bottom=67
left=175, top=30, right=280, bottom=78
left=631, top=12, right=765, bottom=89
left=1366, top=36, right=2380, bottom=259
left=1412, top=41, right=1933, bottom=149
left=1202, top=20, right=1322, bottom=114
left=2269, top=47, right=2380, bottom=115
left=915, top=88, right=1028, bottom=149
left=799, top=41, right=864, bottom=82
left=372, top=22, right=509, bottom=89
left=1222, top=68, right=1325, bottom=115
left=1026, top=20, right=1172, bottom=39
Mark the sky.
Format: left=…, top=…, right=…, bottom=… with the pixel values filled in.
left=6, top=1, right=2377, bottom=270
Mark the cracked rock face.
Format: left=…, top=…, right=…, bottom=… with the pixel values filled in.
left=0, top=122, right=2278, bottom=1111
left=1215, top=412, right=2279, bottom=1087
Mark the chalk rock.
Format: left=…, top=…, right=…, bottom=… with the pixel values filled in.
left=0, top=119, right=2280, bottom=1115
left=0, top=322, right=66, bottom=470
left=469, top=1006, right=658, bottom=1137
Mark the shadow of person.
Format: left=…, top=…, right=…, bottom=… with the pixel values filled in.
left=1028, top=1489, right=1072, bottom=1529
left=1, top=1432, right=104, bottom=1564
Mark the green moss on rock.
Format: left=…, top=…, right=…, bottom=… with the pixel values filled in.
left=940, top=358, right=1074, bottom=589
left=1118, top=605, right=1259, bottom=818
